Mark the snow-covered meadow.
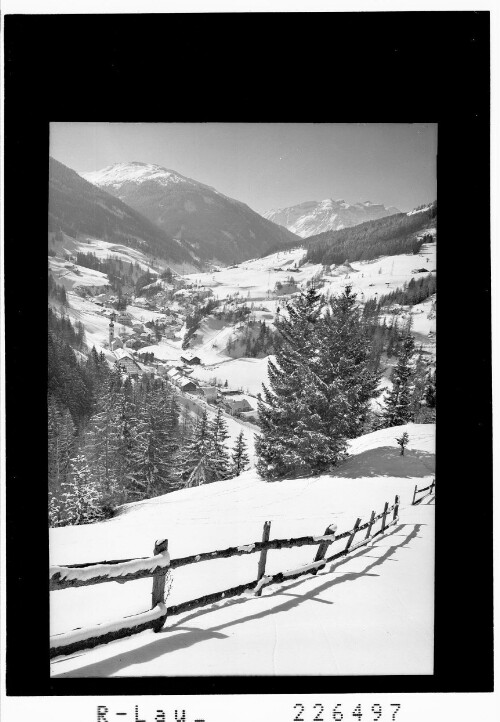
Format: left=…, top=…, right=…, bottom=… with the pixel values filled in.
left=50, top=423, right=435, bottom=677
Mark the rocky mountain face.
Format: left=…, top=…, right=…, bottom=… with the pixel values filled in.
left=263, top=198, right=401, bottom=238
left=49, top=158, right=196, bottom=266
left=82, top=162, right=300, bottom=265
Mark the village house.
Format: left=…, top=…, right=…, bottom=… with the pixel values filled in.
left=175, top=378, right=198, bottom=394
left=167, top=368, right=181, bottom=382
left=180, top=353, right=201, bottom=365
left=222, top=395, right=253, bottom=416
left=114, top=349, right=142, bottom=379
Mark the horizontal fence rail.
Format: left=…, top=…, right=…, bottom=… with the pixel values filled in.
left=412, top=478, right=435, bottom=505
left=50, top=495, right=400, bottom=659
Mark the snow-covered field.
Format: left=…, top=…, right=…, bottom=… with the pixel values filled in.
left=50, top=423, right=435, bottom=677
left=184, top=238, right=435, bottom=306
left=189, top=357, right=271, bottom=397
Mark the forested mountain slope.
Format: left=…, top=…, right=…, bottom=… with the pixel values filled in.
left=304, top=203, right=437, bottom=265
left=83, top=162, right=300, bottom=264
left=49, top=158, right=197, bottom=266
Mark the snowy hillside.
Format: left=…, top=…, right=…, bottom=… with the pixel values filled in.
left=264, top=198, right=400, bottom=238
left=50, top=423, right=435, bottom=677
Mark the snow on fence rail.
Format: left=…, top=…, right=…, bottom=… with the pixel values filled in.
left=50, top=496, right=400, bottom=659
left=412, top=478, right=435, bottom=505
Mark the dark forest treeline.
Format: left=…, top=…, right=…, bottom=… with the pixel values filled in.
left=304, top=206, right=436, bottom=266
left=48, top=273, right=68, bottom=305
left=48, top=316, right=249, bottom=526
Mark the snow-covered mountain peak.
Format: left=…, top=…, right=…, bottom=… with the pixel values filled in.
left=263, top=197, right=401, bottom=238
left=82, top=162, right=195, bottom=190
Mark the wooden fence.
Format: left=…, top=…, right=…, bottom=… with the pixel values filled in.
left=50, top=495, right=400, bottom=659
left=412, top=478, right=435, bottom=505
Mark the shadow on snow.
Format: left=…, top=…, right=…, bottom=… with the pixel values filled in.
left=52, top=523, right=422, bottom=678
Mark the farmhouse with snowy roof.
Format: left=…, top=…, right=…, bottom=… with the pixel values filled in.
left=180, top=353, right=201, bottom=365
left=174, top=378, right=198, bottom=393
left=223, top=394, right=253, bottom=416
left=114, top=349, right=142, bottom=379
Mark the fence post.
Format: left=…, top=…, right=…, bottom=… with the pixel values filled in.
left=393, top=495, right=400, bottom=521
left=151, top=539, right=168, bottom=632
left=255, top=521, right=271, bottom=596
left=345, top=518, right=361, bottom=552
left=311, top=523, right=337, bottom=575
left=380, top=502, right=389, bottom=532
left=412, top=484, right=418, bottom=505
left=365, top=511, right=376, bottom=539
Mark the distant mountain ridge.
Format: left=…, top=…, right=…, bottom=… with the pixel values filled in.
left=49, top=158, right=196, bottom=267
left=82, top=162, right=300, bottom=265
left=263, top=198, right=401, bottom=238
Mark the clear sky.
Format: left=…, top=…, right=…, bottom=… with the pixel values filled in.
left=50, top=122, right=437, bottom=214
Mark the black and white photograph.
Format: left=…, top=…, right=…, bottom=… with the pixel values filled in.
left=47, top=122, right=437, bottom=677
left=2, top=7, right=494, bottom=721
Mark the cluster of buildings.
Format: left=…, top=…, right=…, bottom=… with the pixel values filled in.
left=160, top=355, right=257, bottom=420
left=108, top=316, right=258, bottom=423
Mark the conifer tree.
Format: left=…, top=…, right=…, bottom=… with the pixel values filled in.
left=209, top=406, right=231, bottom=481
left=319, top=286, right=381, bottom=438
left=126, top=386, right=176, bottom=500
left=257, top=288, right=349, bottom=480
left=87, top=365, right=123, bottom=497
left=62, top=454, right=105, bottom=525
left=177, top=411, right=212, bottom=487
left=379, top=330, right=416, bottom=427
left=231, top=431, right=250, bottom=476
left=48, top=395, right=75, bottom=493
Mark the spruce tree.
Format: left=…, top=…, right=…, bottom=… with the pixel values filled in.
left=231, top=431, right=250, bottom=476
left=62, top=454, right=104, bottom=525
left=127, top=386, right=177, bottom=500
left=209, top=406, right=231, bottom=481
left=256, top=288, right=349, bottom=480
left=319, top=286, right=381, bottom=438
left=177, top=411, right=212, bottom=487
left=379, top=330, right=416, bottom=427
left=48, top=395, right=75, bottom=493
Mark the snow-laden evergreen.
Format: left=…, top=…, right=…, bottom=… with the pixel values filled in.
left=177, top=408, right=232, bottom=487
left=379, top=329, right=416, bottom=428
left=256, top=286, right=380, bottom=480
left=231, top=431, right=250, bottom=477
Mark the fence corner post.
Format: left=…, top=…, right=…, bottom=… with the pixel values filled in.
left=255, top=521, right=271, bottom=596
left=151, top=538, right=169, bottom=632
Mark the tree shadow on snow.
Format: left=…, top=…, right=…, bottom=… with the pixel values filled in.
left=52, top=523, right=422, bottom=678
left=334, top=447, right=435, bottom=479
